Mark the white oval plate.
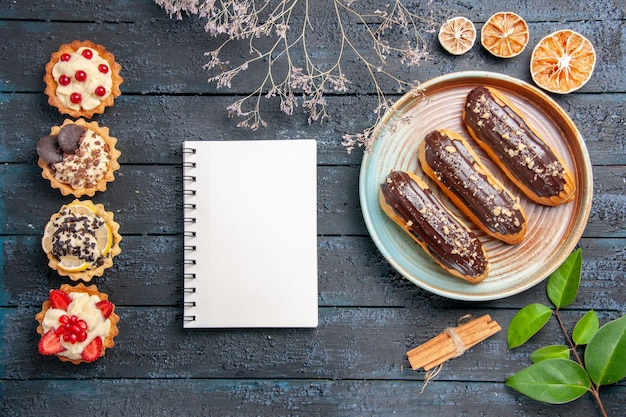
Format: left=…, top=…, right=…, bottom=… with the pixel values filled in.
left=359, top=71, right=593, bottom=300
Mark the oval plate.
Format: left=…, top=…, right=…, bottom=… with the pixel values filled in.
left=359, top=71, right=593, bottom=300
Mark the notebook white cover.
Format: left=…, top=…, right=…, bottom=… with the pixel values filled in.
left=183, top=139, right=318, bottom=328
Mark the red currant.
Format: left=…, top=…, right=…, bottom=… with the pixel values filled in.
left=59, top=75, right=71, bottom=86
left=98, top=64, right=109, bottom=74
left=70, top=93, right=82, bottom=104
left=75, top=70, right=87, bottom=82
left=60, top=53, right=71, bottom=62
left=95, top=86, right=107, bottom=97
left=82, top=49, right=93, bottom=59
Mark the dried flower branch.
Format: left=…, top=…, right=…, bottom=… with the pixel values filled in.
left=155, top=0, right=435, bottom=152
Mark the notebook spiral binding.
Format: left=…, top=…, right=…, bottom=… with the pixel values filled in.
left=182, top=146, right=198, bottom=324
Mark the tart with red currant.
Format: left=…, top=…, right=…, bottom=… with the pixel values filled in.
left=37, top=118, right=121, bottom=197
left=35, top=283, right=120, bottom=364
left=44, top=40, right=123, bottom=118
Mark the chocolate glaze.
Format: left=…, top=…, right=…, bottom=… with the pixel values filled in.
left=380, top=171, right=488, bottom=278
left=422, top=130, right=525, bottom=237
left=463, top=86, right=567, bottom=198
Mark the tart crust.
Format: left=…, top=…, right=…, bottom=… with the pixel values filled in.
left=35, top=283, right=120, bottom=365
left=44, top=40, right=123, bottom=118
left=43, top=199, right=122, bottom=282
left=38, top=118, right=121, bottom=197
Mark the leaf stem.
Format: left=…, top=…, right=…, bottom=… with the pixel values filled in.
left=554, top=309, right=607, bottom=417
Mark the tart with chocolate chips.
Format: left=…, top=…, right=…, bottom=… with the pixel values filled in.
left=37, top=118, right=121, bottom=197
left=42, top=199, right=122, bottom=282
left=44, top=40, right=123, bottom=118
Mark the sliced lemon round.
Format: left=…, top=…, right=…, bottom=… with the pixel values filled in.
left=438, top=16, right=476, bottom=55
left=57, top=255, right=90, bottom=272
left=95, top=223, right=113, bottom=256
left=67, top=201, right=96, bottom=215
left=42, top=221, right=56, bottom=253
left=481, top=12, right=529, bottom=58
left=530, top=29, right=596, bottom=94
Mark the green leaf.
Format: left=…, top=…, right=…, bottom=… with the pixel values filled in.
left=530, top=345, right=570, bottom=363
left=585, top=315, right=626, bottom=386
left=547, top=248, right=582, bottom=309
left=505, top=358, right=591, bottom=404
left=507, top=303, right=553, bottom=349
left=572, top=310, right=599, bottom=346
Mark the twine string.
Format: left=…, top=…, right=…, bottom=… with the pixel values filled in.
left=443, top=326, right=467, bottom=358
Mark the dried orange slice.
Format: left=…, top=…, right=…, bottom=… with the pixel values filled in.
left=438, top=16, right=476, bottom=55
left=530, top=29, right=596, bottom=94
left=481, top=12, right=529, bottom=58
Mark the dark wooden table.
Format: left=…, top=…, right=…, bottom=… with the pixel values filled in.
left=1, top=1, right=624, bottom=416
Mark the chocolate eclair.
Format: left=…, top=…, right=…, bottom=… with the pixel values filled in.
left=462, top=86, right=575, bottom=206
left=418, top=129, right=526, bottom=244
left=379, top=171, right=490, bottom=283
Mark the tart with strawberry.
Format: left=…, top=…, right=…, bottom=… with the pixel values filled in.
left=37, top=118, right=121, bottom=197
left=42, top=199, right=122, bottom=282
left=44, top=40, right=123, bottom=118
left=35, top=283, right=120, bottom=364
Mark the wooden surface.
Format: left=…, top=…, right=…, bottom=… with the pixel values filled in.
left=1, top=1, right=624, bottom=415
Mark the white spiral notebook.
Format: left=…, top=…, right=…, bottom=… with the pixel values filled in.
left=182, top=139, right=318, bottom=328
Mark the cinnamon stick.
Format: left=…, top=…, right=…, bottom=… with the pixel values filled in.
left=407, top=314, right=501, bottom=371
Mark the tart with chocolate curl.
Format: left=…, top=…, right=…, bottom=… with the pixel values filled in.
left=36, top=283, right=120, bottom=364
left=44, top=40, right=123, bottom=118
left=37, top=118, right=121, bottom=197
left=42, top=200, right=122, bottom=282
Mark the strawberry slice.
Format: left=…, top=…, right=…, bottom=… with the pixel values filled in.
left=49, top=290, right=71, bottom=311
left=95, top=300, right=113, bottom=319
left=81, top=336, right=103, bottom=362
left=38, top=329, right=64, bottom=355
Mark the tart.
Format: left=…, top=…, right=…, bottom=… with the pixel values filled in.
left=42, top=199, right=122, bottom=282
left=35, top=283, right=120, bottom=364
left=44, top=40, right=123, bottom=118
left=37, top=118, right=121, bottom=197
